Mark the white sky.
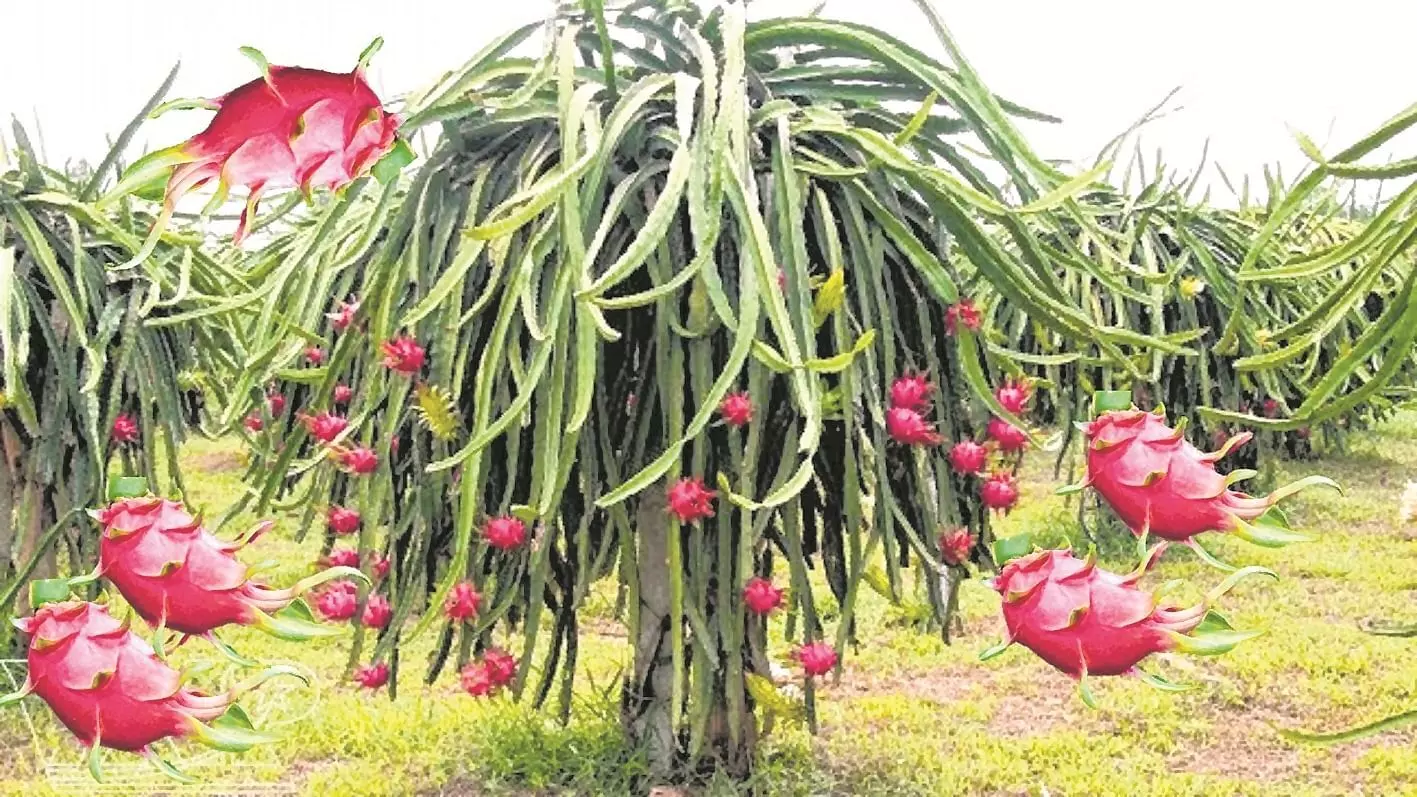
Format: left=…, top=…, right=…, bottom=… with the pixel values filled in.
left=2, top=0, right=1413, bottom=204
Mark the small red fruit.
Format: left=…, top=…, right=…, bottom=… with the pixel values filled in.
left=267, top=391, right=287, bottom=416
left=949, top=440, right=988, bottom=475
left=981, top=471, right=1020, bottom=512
left=886, top=407, right=941, bottom=446
left=314, top=581, right=358, bottom=621
left=304, top=346, right=326, bottom=366
left=444, top=582, right=482, bottom=622
left=719, top=391, right=754, bottom=427
left=1262, top=398, right=1280, bottom=418
left=994, top=380, right=1031, bottom=415
left=987, top=417, right=1029, bottom=453
left=939, top=526, right=973, bottom=566
left=945, top=298, right=982, bottom=335
left=328, top=506, right=361, bottom=536
left=666, top=477, right=716, bottom=524
left=381, top=336, right=425, bottom=375
left=482, top=648, right=517, bottom=686
left=482, top=516, right=527, bottom=551
left=111, top=414, right=139, bottom=445
left=795, top=641, right=838, bottom=678
left=328, top=299, right=360, bottom=333
left=743, top=577, right=785, bottom=615
left=367, top=552, right=390, bottom=580
left=889, top=372, right=933, bottom=412
left=353, top=662, right=389, bottom=690
left=361, top=594, right=392, bottom=629
left=460, top=662, right=494, bottom=697
left=339, top=447, right=379, bottom=475
left=243, top=414, right=264, bottom=433
left=301, top=411, right=349, bottom=444
left=333, top=384, right=354, bottom=405
left=324, top=548, right=360, bottom=568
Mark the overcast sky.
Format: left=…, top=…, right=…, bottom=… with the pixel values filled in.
left=2, top=0, right=1412, bottom=203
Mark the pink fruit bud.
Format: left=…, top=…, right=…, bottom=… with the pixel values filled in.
left=994, top=379, right=1031, bottom=415
left=301, top=411, right=349, bottom=444
left=482, top=516, right=527, bottom=551
left=267, top=392, right=287, bottom=417
left=460, top=662, right=495, bottom=697
left=324, top=548, right=360, bottom=569
left=328, top=299, right=360, bottom=333
left=243, top=414, right=264, bottom=433
left=353, top=662, right=389, bottom=690
left=886, top=407, right=942, bottom=446
left=328, top=506, right=361, bottom=536
left=304, top=347, right=326, bottom=366
left=111, top=414, right=139, bottom=445
left=339, top=447, right=379, bottom=475
left=314, top=581, right=359, bottom=621
left=987, top=417, right=1029, bottom=453
left=949, top=440, right=988, bottom=475
left=666, top=477, right=716, bottom=524
left=889, top=372, right=933, bottom=413
left=794, top=641, right=838, bottom=678
left=980, top=471, right=1020, bottom=512
left=945, top=298, right=982, bottom=335
left=939, top=527, right=973, bottom=566
left=381, top=336, right=425, bottom=375
left=361, top=594, right=392, bottom=629
left=742, top=577, right=785, bottom=615
left=718, top=391, right=754, bottom=427
left=367, top=552, right=390, bottom=580
left=482, top=648, right=517, bottom=687
left=444, top=582, right=482, bottom=622
left=333, top=384, right=354, bottom=405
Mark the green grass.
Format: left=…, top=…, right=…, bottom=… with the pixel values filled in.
left=3, top=414, right=1416, bottom=796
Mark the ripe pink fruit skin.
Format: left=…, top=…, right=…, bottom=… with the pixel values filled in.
left=315, top=581, right=358, bottom=621
left=992, top=548, right=1207, bottom=676
left=353, top=663, right=389, bottom=689
left=460, top=662, right=495, bottom=697
left=243, top=414, right=264, bottom=433
left=340, top=447, right=379, bottom=475
left=742, top=578, right=785, bottom=615
left=980, top=472, right=1020, bottom=512
left=15, top=602, right=239, bottom=752
left=795, top=642, right=838, bottom=677
left=156, top=65, right=399, bottom=244
left=328, top=299, right=360, bottom=333
left=333, top=384, right=354, bottom=405
left=301, top=412, right=349, bottom=444
left=361, top=594, right=392, bottom=629
left=482, top=516, right=527, bottom=551
left=111, top=414, right=139, bottom=444
left=324, top=548, right=360, bottom=569
left=328, top=506, right=361, bottom=536
left=718, top=392, right=754, bottom=427
left=482, top=648, right=517, bottom=686
left=666, top=477, right=716, bottom=524
left=994, top=380, right=1031, bottom=415
left=304, top=347, right=326, bottom=366
left=939, top=527, right=973, bottom=566
left=94, top=498, right=308, bottom=636
left=444, top=582, right=482, bottom=622
left=886, top=407, right=942, bottom=446
left=267, top=392, right=287, bottom=417
left=889, top=373, right=934, bottom=413
left=987, top=417, right=1029, bottom=453
left=945, top=298, right=982, bottom=335
left=949, top=441, right=988, bottom=475
left=367, top=553, right=390, bottom=580
left=1083, top=409, right=1282, bottom=542
left=381, top=336, right=425, bottom=374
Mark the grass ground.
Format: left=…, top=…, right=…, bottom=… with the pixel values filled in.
left=1, top=412, right=1415, bottom=796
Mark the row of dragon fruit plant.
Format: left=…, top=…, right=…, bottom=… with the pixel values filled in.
left=0, top=0, right=1409, bottom=784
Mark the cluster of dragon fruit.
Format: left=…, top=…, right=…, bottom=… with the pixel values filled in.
left=1, top=39, right=1348, bottom=783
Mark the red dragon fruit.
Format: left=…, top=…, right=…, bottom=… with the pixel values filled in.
left=982, top=546, right=1271, bottom=703
left=794, top=641, right=838, bottom=678
left=324, top=548, right=360, bottom=569
left=742, top=577, right=785, bottom=615
left=666, top=477, right=716, bottom=524
left=949, top=440, right=988, bottom=475
left=980, top=471, right=1020, bottom=512
left=314, top=581, right=358, bottom=621
left=352, top=662, right=389, bottom=690
left=987, top=417, right=1030, bottom=453
left=0, top=601, right=296, bottom=772
left=301, top=412, right=349, bottom=444
left=361, top=594, right=392, bottom=630
left=333, top=384, right=354, bottom=405
left=482, top=516, right=527, bottom=551
left=107, top=41, right=407, bottom=267
left=91, top=497, right=359, bottom=642
left=328, top=506, right=361, bottom=536
left=483, top=648, right=517, bottom=687
left=243, top=414, right=264, bottom=434
left=945, top=298, right=981, bottom=335
left=337, top=447, right=379, bottom=475
left=1074, top=407, right=1338, bottom=553
left=266, top=391, right=287, bottom=417
left=381, top=336, right=425, bottom=375
left=1262, top=398, right=1281, bottom=418
left=328, top=299, right=360, bottom=333
left=939, top=527, right=973, bottom=566
left=994, top=379, right=1031, bottom=415
left=718, top=391, right=754, bottom=427
left=886, top=407, right=942, bottom=446
left=889, top=372, right=934, bottom=412
left=111, top=414, right=139, bottom=445
left=304, top=347, right=326, bottom=367
left=444, top=582, right=481, bottom=622
left=460, top=662, right=495, bottom=697
left=367, top=552, right=390, bottom=581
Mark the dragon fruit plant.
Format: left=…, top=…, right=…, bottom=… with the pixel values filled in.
left=1062, top=396, right=1340, bottom=567
left=228, top=1, right=1254, bottom=779
left=0, top=598, right=304, bottom=782
left=981, top=543, right=1275, bottom=706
